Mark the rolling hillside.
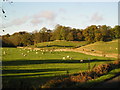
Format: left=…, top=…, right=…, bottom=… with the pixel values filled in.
left=76, top=39, right=118, bottom=54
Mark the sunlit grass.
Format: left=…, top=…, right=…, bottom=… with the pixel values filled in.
left=78, top=39, right=118, bottom=54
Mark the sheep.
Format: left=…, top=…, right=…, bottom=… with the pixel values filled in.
left=50, top=50, right=53, bottom=52
left=63, top=57, right=66, bottom=60
left=69, top=57, right=72, bottom=60
left=36, top=52, right=38, bottom=54
left=3, top=51, right=6, bottom=55
left=67, top=56, right=70, bottom=58
left=23, top=54, right=26, bottom=56
left=80, top=59, right=83, bottom=62
left=27, top=51, right=29, bottom=53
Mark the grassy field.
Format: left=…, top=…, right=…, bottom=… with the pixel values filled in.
left=33, top=40, right=89, bottom=49
left=77, top=39, right=118, bottom=54
left=1, top=47, right=116, bottom=88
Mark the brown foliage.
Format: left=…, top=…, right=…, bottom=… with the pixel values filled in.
left=93, top=64, right=112, bottom=75
left=42, top=60, right=120, bottom=88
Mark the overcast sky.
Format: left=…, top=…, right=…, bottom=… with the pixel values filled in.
left=0, top=1, right=118, bottom=35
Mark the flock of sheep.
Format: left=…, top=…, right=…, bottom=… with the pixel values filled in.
left=2, top=48, right=84, bottom=62
left=19, top=48, right=52, bottom=57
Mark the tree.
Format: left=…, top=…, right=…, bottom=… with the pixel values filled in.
left=21, top=33, right=34, bottom=46
left=2, top=34, right=15, bottom=47
left=83, top=25, right=97, bottom=42
left=113, top=25, right=120, bottom=39
left=33, top=31, right=42, bottom=44
left=94, top=33, right=103, bottom=41
left=51, top=24, right=62, bottom=40
left=76, top=31, right=83, bottom=41
left=60, top=26, right=68, bottom=40
left=99, top=25, right=112, bottom=41
left=40, top=27, right=48, bottom=33
left=66, top=32, right=74, bottom=41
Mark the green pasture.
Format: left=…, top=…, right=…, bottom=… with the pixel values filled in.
left=1, top=47, right=115, bottom=88
left=33, top=40, right=88, bottom=49
left=78, top=39, right=118, bottom=54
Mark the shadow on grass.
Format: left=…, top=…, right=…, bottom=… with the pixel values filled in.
left=2, top=72, right=55, bottom=77
left=37, top=45, right=73, bottom=48
left=2, top=59, right=114, bottom=66
left=3, top=68, right=72, bottom=74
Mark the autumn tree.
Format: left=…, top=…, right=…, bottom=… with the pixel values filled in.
left=113, top=25, right=120, bottom=39
left=66, top=32, right=74, bottom=41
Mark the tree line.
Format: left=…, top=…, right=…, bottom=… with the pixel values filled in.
left=1, top=24, right=120, bottom=47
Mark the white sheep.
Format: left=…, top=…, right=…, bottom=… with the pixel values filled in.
left=23, top=54, right=26, bottom=56
left=80, top=59, right=83, bottom=62
left=69, top=57, right=72, bottom=60
left=63, top=57, right=66, bottom=60
left=3, top=51, right=6, bottom=55
left=67, top=56, right=70, bottom=58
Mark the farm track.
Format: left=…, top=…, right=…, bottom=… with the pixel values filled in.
left=17, top=47, right=118, bottom=59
